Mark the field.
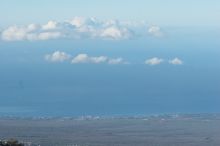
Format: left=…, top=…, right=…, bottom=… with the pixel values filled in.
left=0, top=114, right=220, bottom=146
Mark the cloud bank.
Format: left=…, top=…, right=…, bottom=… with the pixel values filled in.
left=45, top=51, right=127, bottom=65
left=1, top=17, right=162, bottom=41
left=45, top=52, right=183, bottom=66
left=71, top=54, right=127, bottom=64
left=145, top=57, right=184, bottom=65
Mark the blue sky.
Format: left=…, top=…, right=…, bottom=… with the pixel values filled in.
left=1, top=0, right=220, bottom=26
left=0, top=1, right=220, bottom=116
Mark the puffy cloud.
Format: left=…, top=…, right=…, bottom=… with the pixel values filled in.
left=101, top=27, right=132, bottom=40
left=68, top=17, right=132, bottom=40
left=44, top=51, right=183, bottom=66
left=169, top=58, right=183, bottom=65
left=1, top=25, right=33, bottom=41
left=148, top=26, right=163, bottom=37
left=44, top=51, right=127, bottom=65
left=38, top=32, right=62, bottom=40
left=71, top=54, right=108, bottom=64
left=145, top=57, right=164, bottom=65
left=70, top=17, right=98, bottom=28
left=42, top=21, right=58, bottom=30
left=71, top=54, right=127, bottom=65
left=1, top=24, right=62, bottom=41
left=71, top=54, right=89, bottom=63
left=45, top=51, right=71, bottom=62
left=1, top=17, right=162, bottom=41
left=145, top=57, right=183, bottom=65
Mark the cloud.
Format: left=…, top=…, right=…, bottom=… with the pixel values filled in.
left=71, top=54, right=89, bottom=64
left=145, top=57, right=183, bottom=65
left=1, top=25, right=33, bottom=41
left=108, top=58, right=124, bottom=65
left=145, top=57, right=164, bottom=65
left=1, top=24, right=62, bottom=41
left=71, top=54, right=108, bottom=64
left=100, top=27, right=132, bottom=40
left=71, top=54, right=126, bottom=65
left=44, top=52, right=183, bottom=66
left=68, top=17, right=133, bottom=40
left=169, top=58, right=183, bottom=65
left=148, top=26, right=163, bottom=37
left=45, top=51, right=71, bottom=62
left=70, top=17, right=99, bottom=28
left=42, top=21, right=58, bottom=30
left=38, top=32, right=62, bottom=40
left=1, top=17, right=161, bottom=41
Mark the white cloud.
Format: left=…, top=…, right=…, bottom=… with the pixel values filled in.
left=38, top=32, right=62, bottom=40
left=91, top=56, right=108, bottom=63
left=70, top=17, right=98, bottom=28
left=101, top=27, right=132, bottom=40
left=71, top=54, right=108, bottom=64
left=44, top=51, right=184, bottom=66
left=71, top=53, right=127, bottom=65
left=70, top=17, right=86, bottom=27
left=169, top=58, right=183, bottom=65
left=68, top=17, right=133, bottom=40
left=45, top=51, right=71, bottom=62
left=148, top=26, right=163, bottom=37
left=1, top=24, right=62, bottom=41
left=1, top=25, right=31, bottom=41
left=1, top=17, right=162, bottom=41
left=145, top=57, right=164, bottom=65
left=42, top=21, right=58, bottom=30
left=71, top=54, right=89, bottom=64
left=108, top=58, right=125, bottom=64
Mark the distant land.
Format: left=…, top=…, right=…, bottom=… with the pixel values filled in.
left=1, top=114, right=220, bottom=146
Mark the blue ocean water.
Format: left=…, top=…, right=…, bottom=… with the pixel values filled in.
left=0, top=35, right=220, bottom=117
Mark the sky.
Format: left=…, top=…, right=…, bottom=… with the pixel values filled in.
left=1, top=0, right=220, bottom=26
left=0, top=0, right=220, bottom=117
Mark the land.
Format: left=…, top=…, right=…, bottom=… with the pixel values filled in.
left=0, top=114, right=220, bottom=146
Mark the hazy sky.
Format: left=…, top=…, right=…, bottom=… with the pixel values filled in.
left=1, top=0, right=220, bottom=26
left=0, top=1, right=220, bottom=116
